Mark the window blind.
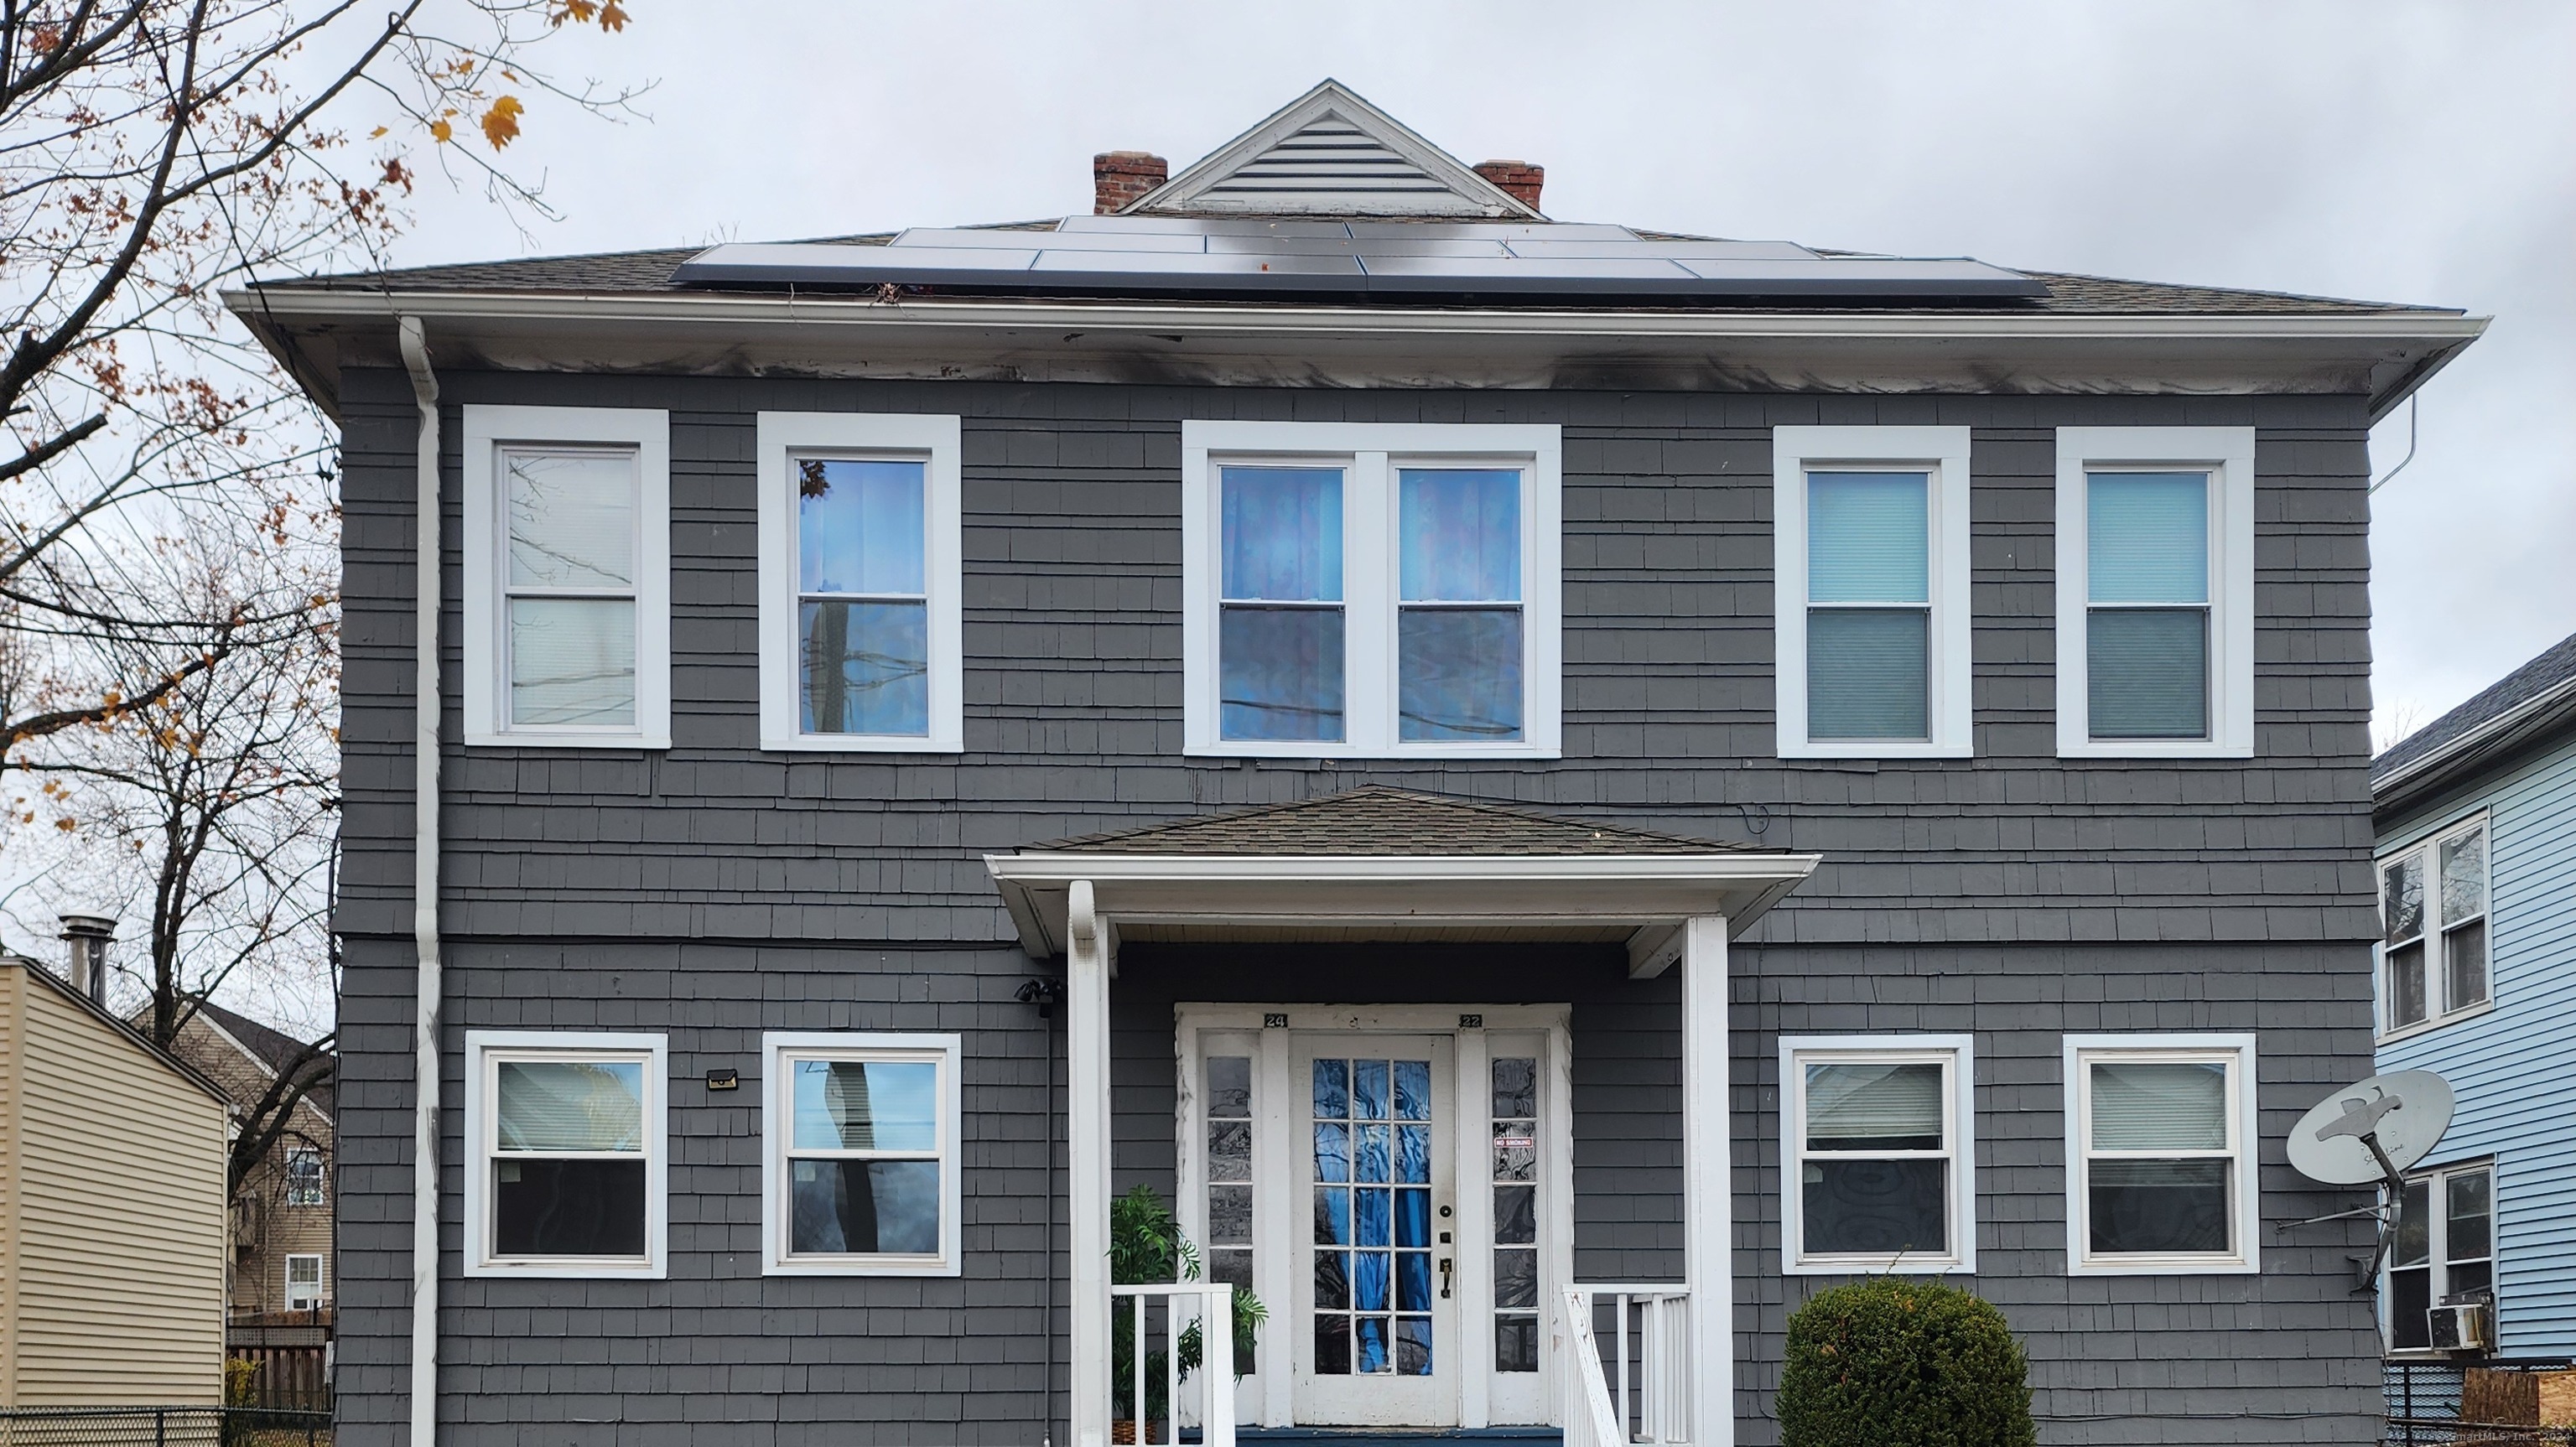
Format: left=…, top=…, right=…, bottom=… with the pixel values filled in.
left=496, top=1061, right=645, bottom=1152
left=2087, top=473, right=2208, bottom=604
left=1808, top=472, right=1929, bottom=604
left=2089, top=1061, right=2226, bottom=1151
left=1805, top=1062, right=1944, bottom=1145
left=1807, top=471, right=1931, bottom=740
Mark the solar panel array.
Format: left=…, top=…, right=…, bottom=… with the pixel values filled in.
left=670, top=216, right=2044, bottom=302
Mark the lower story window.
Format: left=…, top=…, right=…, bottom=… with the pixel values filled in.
left=1782, top=1036, right=1974, bottom=1273
left=465, top=1031, right=667, bottom=1278
left=2065, top=1034, right=2258, bottom=1275
left=284, top=1253, right=325, bottom=1310
left=762, top=1033, right=963, bottom=1275
left=2388, top=1161, right=2495, bottom=1351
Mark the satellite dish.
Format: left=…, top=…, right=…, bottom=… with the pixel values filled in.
left=2288, top=1071, right=2454, bottom=1187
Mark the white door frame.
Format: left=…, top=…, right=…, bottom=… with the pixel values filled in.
left=1176, top=1004, right=1576, bottom=1431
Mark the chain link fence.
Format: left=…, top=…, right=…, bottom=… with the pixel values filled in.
left=0, top=1408, right=330, bottom=1446
left=2388, top=1360, right=2576, bottom=1447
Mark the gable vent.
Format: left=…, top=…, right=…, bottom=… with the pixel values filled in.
left=1202, top=117, right=1453, bottom=204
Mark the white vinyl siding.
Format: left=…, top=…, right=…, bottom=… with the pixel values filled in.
left=1181, top=421, right=1562, bottom=760
left=1780, top=1035, right=1976, bottom=1274
left=1772, top=428, right=1974, bottom=759
left=2064, top=1034, right=2259, bottom=1275
left=462, top=407, right=672, bottom=749
left=2054, top=427, right=2256, bottom=759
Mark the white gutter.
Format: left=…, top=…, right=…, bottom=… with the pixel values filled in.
left=234, top=284, right=2491, bottom=346
left=397, top=315, right=442, bottom=1447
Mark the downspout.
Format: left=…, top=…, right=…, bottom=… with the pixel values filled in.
left=397, top=315, right=443, bottom=1447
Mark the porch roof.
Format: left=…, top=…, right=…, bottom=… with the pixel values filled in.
left=983, top=788, right=1819, bottom=972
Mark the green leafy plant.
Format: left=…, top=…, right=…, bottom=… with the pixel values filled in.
left=1777, top=1278, right=2035, bottom=1447
left=1109, top=1185, right=1268, bottom=1424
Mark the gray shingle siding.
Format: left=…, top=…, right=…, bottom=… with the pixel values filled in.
left=331, top=369, right=2381, bottom=1444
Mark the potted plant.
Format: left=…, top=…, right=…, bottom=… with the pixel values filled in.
left=1110, top=1184, right=1266, bottom=1444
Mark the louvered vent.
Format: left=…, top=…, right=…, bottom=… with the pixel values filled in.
left=1156, top=110, right=1514, bottom=216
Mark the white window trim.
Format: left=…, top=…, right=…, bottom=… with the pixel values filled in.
left=2054, top=426, right=2257, bottom=759
left=1179, top=420, right=1563, bottom=760
left=1779, top=1034, right=1976, bottom=1274
left=756, top=412, right=965, bottom=753
left=2383, top=1157, right=2498, bottom=1356
left=2376, top=811, right=2496, bottom=1042
left=283, top=1253, right=326, bottom=1309
left=2063, top=1032, right=2260, bottom=1276
left=462, top=1029, right=669, bottom=1279
left=461, top=406, right=673, bottom=749
left=1771, top=427, right=1975, bottom=760
left=760, top=1031, right=964, bottom=1277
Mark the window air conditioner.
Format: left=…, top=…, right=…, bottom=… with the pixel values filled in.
left=2429, top=1302, right=2491, bottom=1352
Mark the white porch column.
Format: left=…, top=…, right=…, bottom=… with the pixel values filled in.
left=1067, top=881, right=1113, bottom=1447
left=1680, top=915, right=1733, bottom=1447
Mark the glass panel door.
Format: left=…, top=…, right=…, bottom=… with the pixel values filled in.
left=1293, top=1035, right=1457, bottom=1427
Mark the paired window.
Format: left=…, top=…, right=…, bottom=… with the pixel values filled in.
left=1779, top=1036, right=1975, bottom=1273
left=463, top=1031, right=667, bottom=1278
left=2386, top=1161, right=2494, bottom=1351
left=1182, top=421, right=1562, bottom=758
left=760, top=1034, right=963, bottom=1275
left=2381, top=817, right=2491, bottom=1035
left=284, top=1253, right=325, bottom=1310
left=756, top=413, right=964, bottom=752
left=283, top=1146, right=325, bottom=1207
left=1772, top=428, right=1974, bottom=758
left=2054, top=428, right=2256, bottom=758
left=462, top=407, right=673, bottom=748
left=2064, top=1035, right=2258, bottom=1274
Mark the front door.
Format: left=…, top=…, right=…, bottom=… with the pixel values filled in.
left=1178, top=1007, right=1566, bottom=1433
left=1292, top=1035, right=1457, bottom=1426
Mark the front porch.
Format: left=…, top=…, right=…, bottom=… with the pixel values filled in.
left=985, top=789, right=1818, bottom=1447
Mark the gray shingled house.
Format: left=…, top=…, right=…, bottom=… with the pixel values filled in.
left=230, top=80, right=2485, bottom=1447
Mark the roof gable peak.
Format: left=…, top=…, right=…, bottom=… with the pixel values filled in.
left=1126, top=80, right=1541, bottom=220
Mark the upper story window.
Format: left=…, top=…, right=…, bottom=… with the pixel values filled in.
left=2380, top=816, right=2491, bottom=1036
left=2386, top=1160, right=2494, bottom=1352
left=283, top=1145, right=325, bottom=1207
left=1780, top=1035, right=1976, bottom=1274
left=463, top=407, right=673, bottom=749
left=2064, top=1033, right=2258, bottom=1275
left=2054, top=428, right=2256, bottom=759
left=463, top=1030, right=667, bottom=1279
left=1181, top=421, right=1561, bottom=759
left=1771, top=428, right=1973, bottom=758
left=760, top=1033, right=963, bottom=1275
left=756, top=413, right=964, bottom=752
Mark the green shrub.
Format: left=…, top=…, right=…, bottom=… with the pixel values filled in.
left=1777, top=1278, right=2035, bottom=1447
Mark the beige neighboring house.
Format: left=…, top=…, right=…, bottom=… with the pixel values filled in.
left=159, top=997, right=335, bottom=1316
left=0, top=951, right=230, bottom=1407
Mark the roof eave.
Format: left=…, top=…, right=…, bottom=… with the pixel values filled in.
left=2374, top=677, right=2576, bottom=824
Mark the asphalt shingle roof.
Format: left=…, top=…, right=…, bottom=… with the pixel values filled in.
left=1026, top=786, right=1768, bottom=856
left=262, top=229, right=2455, bottom=319
left=2374, top=630, right=2576, bottom=784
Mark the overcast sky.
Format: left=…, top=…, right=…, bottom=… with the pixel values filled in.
left=368, top=0, right=2575, bottom=745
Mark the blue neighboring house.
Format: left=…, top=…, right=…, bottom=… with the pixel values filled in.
left=2375, top=630, right=2576, bottom=1365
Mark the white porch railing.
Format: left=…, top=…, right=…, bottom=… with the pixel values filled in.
left=1109, top=1282, right=1235, bottom=1447
left=1562, top=1284, right=1692, bottom=1447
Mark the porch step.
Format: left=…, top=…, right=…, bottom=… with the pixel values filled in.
left=1166, top=1428, right=1564, bottom=1446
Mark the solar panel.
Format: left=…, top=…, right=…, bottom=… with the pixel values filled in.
left=671, top=218, right=2044, bottom=301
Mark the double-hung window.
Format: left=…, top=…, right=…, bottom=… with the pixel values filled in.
left=463, top=407, right=672, bottom=748
left=1780, top=1035, right=1975, bottom=1273
left=284, top=1253, right=325, bottom=1310
left=463, top=1031, right=667, bottom=1278
left=757, top=413, right=963, bottom=751
left=761, top=1033, right=963, bottom=1275
left=2055, top=428, right=2255, bottom=758
left=2379, top=816, right=2491, bottom=1035
left=2064, top=1034, right=2258, bottom=1274
left=283, top=1145, right=325, bottom=1207
left=1772, top=428, right=1973, bottom=758
left=2386, top=1160, right=2495, bottom=1351
left=1182, top=421, right=1561, bottom=758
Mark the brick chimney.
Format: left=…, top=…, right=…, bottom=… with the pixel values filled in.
left=1093, top=151, right=1168, bottom=215
left=1473, top=159, right=1544, bottom=211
